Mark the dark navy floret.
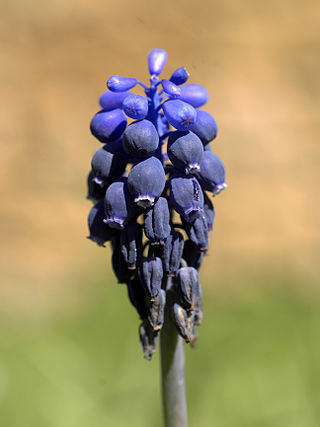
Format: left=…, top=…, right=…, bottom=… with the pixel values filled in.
left=123, top=120, right=159, bottom=158
left=111, top=234, right=133, bottom=284
left=144, top=197, right=171, bottom=245
left=139, top=257, right=163, bottom=298
left=139, top=319, right=160, bottom=360
left=104, top=178, right=136, bottom=230
left=189, top=110, right=218, bottom=145
left=87, top=199, right=114, bottom=246
left=196, top=151, right=227, bottom=195
left=146, top=289, right=166, bottom=331
left=167, top=130, right=203, bottom=174
left=162, top=231, right=185, bottom=276
left=127, top=157, right=165, bottom=208
left=182, top=214, right=209, bottom=251
left=91, top=141, right=127, bottom=185
left=169, top=175, right=204, bottom=222
left=120, top=222, right=143, bottom=269
left=176, top=267, right=200, bottom=311
left=90, top=109, right=127, bottom=143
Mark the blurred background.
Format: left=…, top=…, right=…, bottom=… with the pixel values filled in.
left=1, top=0, right=320, bottom=425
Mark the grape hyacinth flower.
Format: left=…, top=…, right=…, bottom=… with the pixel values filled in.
left=86, top=48, right=227, bottom=427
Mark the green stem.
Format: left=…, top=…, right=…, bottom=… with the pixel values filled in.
left=160, top=281, right=188, bottom=427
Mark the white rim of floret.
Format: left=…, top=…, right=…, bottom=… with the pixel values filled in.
left=93, top=176, right=105, bottom=186
left=184, top=206, right=203, bottom=222
left=103, top=217, right=124, bottom=230
left=212, top=182, right=227, bottom=196
left=185, top=163, right=200, bottom=175
left=134, top=195, right=155, bottom=208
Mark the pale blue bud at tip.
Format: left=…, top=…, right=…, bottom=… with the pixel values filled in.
left=179, top=84, right=209, bottom=108
left=170, top=67, right=189, bottom=86
left=107, top=75, right=137, bottom=92
left=122, top=94, right=149, bottom=120
left=90, top=109, right=127, bottom=143
left=148, top=48, right=167, bottom=75
left=163, top=99, right=196, bottom=131
left=161, top=79, right=181, bottom=98
left=99, top=91, right=131, bottom=110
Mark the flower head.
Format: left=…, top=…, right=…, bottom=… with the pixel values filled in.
left=86, top=48, right=227, bottom=359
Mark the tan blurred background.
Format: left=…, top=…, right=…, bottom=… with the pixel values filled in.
left=1, top=0, right=319, bottom=311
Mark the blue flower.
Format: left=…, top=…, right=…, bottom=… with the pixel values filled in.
left=123, top=120, right=159, bottom=158
left=127, top=157, right=165, bottom=208
left=169, top=175, right=204, bottom=222
left=167, top=130, right=203, bottom=174
left=90, top=109, right=127, bottom=143
left=86, top=48, right=227, bottom=355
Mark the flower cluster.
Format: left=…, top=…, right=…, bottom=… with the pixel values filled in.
left=86, top=49, right=227, bottom=360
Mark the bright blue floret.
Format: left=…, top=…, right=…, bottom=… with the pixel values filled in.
left=87, top=48, right=227, bottom=359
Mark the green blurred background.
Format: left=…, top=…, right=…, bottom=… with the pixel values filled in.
left=1, top=0, right=320, bottom=425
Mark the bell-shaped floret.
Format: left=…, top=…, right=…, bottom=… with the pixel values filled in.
left=189, top=110, right=218, bottom=145
left=146, top=289, right=166, bottom=331
left=163, top=100, right=196, bottom=131
left=172, top=304, right=194, bottom=343
left=196, top=151, right=227, bottom=195
left=161, top=79, right=181, bottom=98
left=123, top=120, right=159, bottom=158
left=162, top=231, right=185, bottom=276
left=127, top=277, right=147, bottom=319
left=99, top=91, right=130, bottom=110
left=176, top=267, right=200, bottom=310
left=204, top=143, right=212, bottom=152
left=179, top=84, right=209, bottom=108
left=127, top=157, right=166, bottom=208
left=122, top=94, right=149, bottom=120
left=90, top=109, right=127, bottom=143
left=111, top=234, right=134, bottom=284
left=139, top=319, right=160, bottom=360
left=203, top=192, right=215, bottom=231
left=170, top=67, right=189, bottom=86
left=182, top=240, right=204, bottom=270
left=169, top=175, right=203, bottom=222
left=139, top=256, right=163, bottom=297
left=86, top=170, right=107, bottom=202
left=148, top=48, right=167, bottom=75
left=91, top=142, right=127, bottom=185
left=107, top=76, right=137, bottom=92
left=167, top=130, right=203, bottom=174
left=104, top=178, right=136, bottom=230
left=87, top=199, right=114, bottom=246
left=182, top=214, right=209, bottom=251
left=144, top=197, right=171, bottom=245
left=120, top=222, right=143, bottom=269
